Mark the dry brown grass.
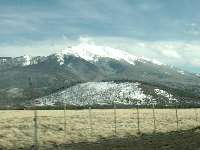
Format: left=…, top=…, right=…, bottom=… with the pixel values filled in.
left=0, top=108, right=199, bottom=149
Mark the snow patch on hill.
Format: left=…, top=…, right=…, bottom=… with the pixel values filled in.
left=154, top=89, right=177, bottom=103
left=34, top=82, right=179, bottom=107
left=34, top=82, right=153, bottom=106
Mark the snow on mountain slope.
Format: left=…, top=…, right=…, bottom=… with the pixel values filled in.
left=22, top=55, right=31, bottom=66
left=0, top=55, right=46, bottom=68
left=34, top=82, right=177, bottom=107
left=56, top=42, right=164, bottom=66
left=196, top=73, right=200, bottom=77
left=62, top=43, right=137, bottom=65
left=177, top=70, right=185, bottom=75
left=55, top=53, right=65, bottom=65
left=12, top=55, right=33, bottom=66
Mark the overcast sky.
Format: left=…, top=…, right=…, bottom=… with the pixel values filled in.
left=1, top=0, right=200, bottom=73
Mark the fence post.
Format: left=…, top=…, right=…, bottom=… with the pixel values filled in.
left=136, top=104, right=140, bottom=134
left=64, top=103, right=67, bottom=139
left=89, top=107, right=93, bottom=137
left=152, top=104, right=156, bottom=133
left=195, top=108, right=198, bottom=122
left=175, top=106, right=179, bottom=131
left=68, top=109, right=72, bottom=139
left=33, top=110, right=39, bottom=150
left=113, top=103, right=117, bottom=136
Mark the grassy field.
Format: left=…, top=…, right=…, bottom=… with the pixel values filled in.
left=0, top=108, right=200, bottom=149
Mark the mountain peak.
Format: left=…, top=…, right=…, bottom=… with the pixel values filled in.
left=57, top=42, right=164, bottom=66
left=61, top=42, right=137, bottom=65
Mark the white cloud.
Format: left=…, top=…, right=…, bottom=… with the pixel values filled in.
left=161, top=50, right=181, bottom=59
left=191, top=59, right=200, bottom=67
left=79, top=36, right=94, bottom=44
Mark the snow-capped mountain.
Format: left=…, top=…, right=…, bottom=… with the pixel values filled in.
left=54, top=42, right=164, bottom=66
left=0, top=43, right=200, bottom=108
left=0, top=43, right=164, bottom=70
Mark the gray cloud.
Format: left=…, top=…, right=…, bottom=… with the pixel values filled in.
left=1, top=0, right=200, bottom=73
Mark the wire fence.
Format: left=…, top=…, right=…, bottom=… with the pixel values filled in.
left=0, top=105, right=200, bottom=149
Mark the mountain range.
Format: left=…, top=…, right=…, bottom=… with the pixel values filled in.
left=0, top=42, right=200, bottom=108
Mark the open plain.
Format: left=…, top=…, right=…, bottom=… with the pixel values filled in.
left=0, top=109, right=200, bottom=150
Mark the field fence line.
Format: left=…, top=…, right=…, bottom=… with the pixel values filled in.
left=1, top=105, right=200, bottom=150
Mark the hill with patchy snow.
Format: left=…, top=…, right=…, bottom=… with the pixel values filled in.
left=34, top=81, right=200, bottom=107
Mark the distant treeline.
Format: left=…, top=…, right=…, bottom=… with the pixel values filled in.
left=1, top=103, right=200, bottom=110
